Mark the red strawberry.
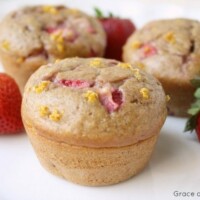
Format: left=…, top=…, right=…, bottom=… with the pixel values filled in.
left=95, top=8, right=136, bottom=61
left=185, top=77, right=200, bottom=142
left=195, top=115, right=200, bottom=141
left=0, top=73, right=23, bottom=134
left=58, top=79, right=93, bottom=88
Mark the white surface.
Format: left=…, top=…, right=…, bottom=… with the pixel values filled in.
left=0, top=1, right=200, bottom=200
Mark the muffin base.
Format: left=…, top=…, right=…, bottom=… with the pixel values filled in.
left=25, top=124, right=159, bottom=186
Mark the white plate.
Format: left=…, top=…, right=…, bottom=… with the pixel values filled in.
left=0, top=1, right=200, bottom=200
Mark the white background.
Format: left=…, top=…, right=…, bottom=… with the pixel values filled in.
left=0, top=1, right=200, bottom=200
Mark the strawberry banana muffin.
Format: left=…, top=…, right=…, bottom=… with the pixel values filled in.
left=123, top=18, right=200, bottom=117
left=0, top=5, right=106, bottom=92
left=22, top=57, right=167, bottom=186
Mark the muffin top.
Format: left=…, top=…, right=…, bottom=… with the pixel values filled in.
left=0, top=5, right=106, bottom=61
left=22, top=57, right=167, bottom=148
left=123, top=18, right=200, bottom=86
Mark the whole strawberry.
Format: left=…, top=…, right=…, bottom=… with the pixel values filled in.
left=95, top=8, right=136, bottom=61
left=0, top=73, right=23, bottom=134
left=185, top=77, right=200, bottom=142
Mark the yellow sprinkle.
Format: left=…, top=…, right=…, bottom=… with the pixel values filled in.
left=50, top=31, right=64, bottom=43
left=118, top=62, right=142, bottom=80
left=133, top=69, right=142, bottom=80
left=50, top=31, right=65, bottom=52
left=16, top=57, right=24, bottom=64
left=1, top=40, right=10, bottom=51
left=56, top=43, right=64, bottom=53
left=49, top=110, right=62, bottom=122
left=131, top=41, right=142, bottom=49
left=140, top=88, right=150, bottom=99
left=163, top=32, right=175, bottom=43
left=83, top=91, right=98, bottom=103
left=135, top=62, right=145, bottom=70
left=33, top=81, right=50, bottom=94
left=55, top=59, right=61, bottom=63
left=56, top=35, right=64, bottom=43
left=42, top=6, right=58, bottom=14
left=67, top=8, right=80, bottom=15
left=39, top=106, right=50, bottom=117
left=89, top=59, right=103, bottom=68
left=50, top=33, right=58, bottom=41
left=166, top=95, right=171, bottom=102
left=118, top=62, right=133, bottom=70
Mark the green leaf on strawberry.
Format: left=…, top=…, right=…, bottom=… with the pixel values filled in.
left=185, top=115, right=198, bottom=132
left=185, top=77, right=200, bottom=141
left=191, top=76, right=200, bottom=87
left=94, top=7, right=104, bottom=18
left=195, top=88, right=200, bottom=99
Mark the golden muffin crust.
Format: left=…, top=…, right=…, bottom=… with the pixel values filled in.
left=123, top=18, right=200, bottom=116
left=22, top=57, right=167, bottom=148
left=0, top=5, right=106, bottom=92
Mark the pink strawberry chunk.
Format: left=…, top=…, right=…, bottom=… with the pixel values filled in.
left=58, top=80, right=93, bottom=88
left=44, top=23, right=65, bottom=34
left=99, top=89, right=123, bottom=113
left=112, top=89, right=123, bottom=106
left=142, top=44, right=157, bottom=57
left=45, top=27, right=58, bottom=34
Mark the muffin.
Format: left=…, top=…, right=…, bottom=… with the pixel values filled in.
left=22, top=57, right=167, bottom=186
left=0, top=5, right=106, bottom=93
left=123, top=18, right=200, bottom=117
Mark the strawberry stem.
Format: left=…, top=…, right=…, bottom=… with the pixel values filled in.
left=94, top=7, right=114, bottom=18
left=185, top=76, right=200, bottom=132
left=185, top=115, right=198, bottom=132
left=94, top=7, right=104, bottom=18
left=108, top=12, right=113, bottom=18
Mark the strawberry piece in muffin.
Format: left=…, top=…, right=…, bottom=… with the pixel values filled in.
left=58, top=80, right=93, bottom=88
left=99, top=88, right=123, bottom=113
left=142, top=44, right=157, bottom=58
